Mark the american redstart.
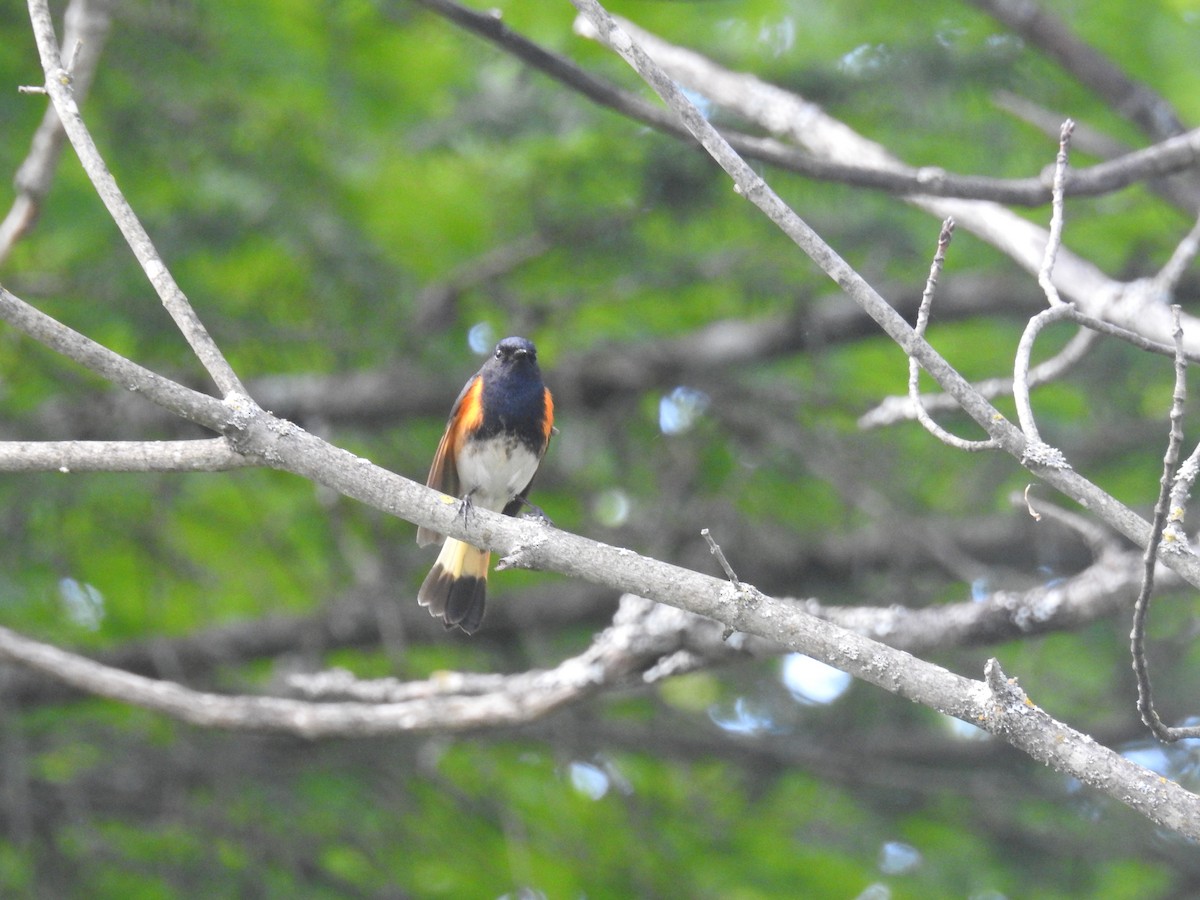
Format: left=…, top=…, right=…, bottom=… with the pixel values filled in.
left=416, top=336, right=554, bottom=633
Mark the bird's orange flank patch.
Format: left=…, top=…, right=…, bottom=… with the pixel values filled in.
left=543, top=388, right=555, bottom=442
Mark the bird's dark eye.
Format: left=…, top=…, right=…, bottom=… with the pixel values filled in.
left=494, top=347, right=503, bottom=359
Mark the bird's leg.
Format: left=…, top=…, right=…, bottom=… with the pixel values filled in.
left=513, top=496, right=552, bottom=526
left=457, top=492, right=476, bottom=524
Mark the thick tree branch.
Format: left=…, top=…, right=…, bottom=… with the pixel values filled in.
left=0, top=520, right=1148, bottom=712
left=0, top=439, right=253, bottom=472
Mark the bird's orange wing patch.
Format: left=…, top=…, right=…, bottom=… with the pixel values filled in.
left=455, top=374, right=485, bottom=437
left=425, top=374, right=484, bottom=497
left=419, top=375, right=485, bottom=547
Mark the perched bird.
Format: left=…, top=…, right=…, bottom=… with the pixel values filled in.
left=416, top=336, right=554, bottom=633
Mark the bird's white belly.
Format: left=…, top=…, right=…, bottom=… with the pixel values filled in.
left=456, top=436, right=540, bottom=512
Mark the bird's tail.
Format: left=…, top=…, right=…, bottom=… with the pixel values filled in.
left=418, top=538, right=489, bottom=634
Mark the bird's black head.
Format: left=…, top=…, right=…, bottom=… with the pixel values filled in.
left=494, top=336, right=538, bottom=366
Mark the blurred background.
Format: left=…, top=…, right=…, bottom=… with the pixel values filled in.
left=2, top=0, right=1200, bottom=896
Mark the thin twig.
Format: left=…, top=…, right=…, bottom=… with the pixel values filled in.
left=864, top=326, right=1098, bottom=429
left=701, top=528, right=742, bottom=589
left=1012, top=304, right=1076, bottom=446
left=1153, top=212, right=1200, bottom=298
left=24, top=0, right=248, bottom=400
left=1013, top=123, right=1077, bottom=449
left=1, top=0, right=114, bottom=266
left=907, top=218, right=998, bottom=451
left=1012, top=488, right=1118, bottom=559
left=863, top=308, right=1200, bottom=430
left=1022, top=485, right=1042, bottom=521
left=918, top=219, right=955, bottom=313
left=1038, top=120, right=1075, bottom=306
left=65, top=38, right=84, bottom=73
left=1131, top=306, right=1200, bottom=741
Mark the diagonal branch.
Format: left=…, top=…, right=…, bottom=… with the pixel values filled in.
left=12, top=263, right=1200, bottom=650
left=567, top=4, right=1200, bottom=586
left=24, top=0, right=247, bottom=400
left=0, top=286, right=232, bottom=432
